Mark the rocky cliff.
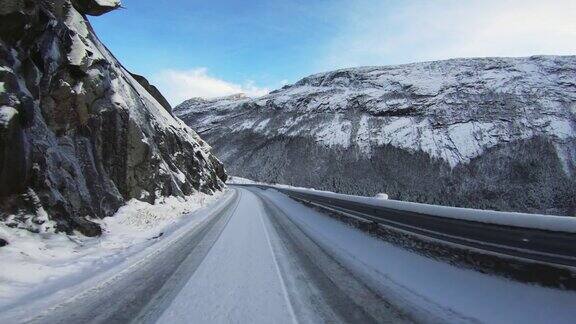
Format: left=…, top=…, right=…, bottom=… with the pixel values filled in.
left=0, top=0, right=226, bottom=237
left=176, top=56, right=576, bottom=215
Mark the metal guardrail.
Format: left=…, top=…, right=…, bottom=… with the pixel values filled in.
left=233, top=184, right=576, bottom=268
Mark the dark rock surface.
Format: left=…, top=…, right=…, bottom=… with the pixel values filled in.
left=130, top=72, right=173, bottom=115
left=176, top=57, right=576, bottom=216
left=72, top=0, right=120, bottom=16
left=0, top=0, right=226, bottom=236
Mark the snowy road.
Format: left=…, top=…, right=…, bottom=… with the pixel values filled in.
left=157, top=188, right=298, bottom=323
left=157, top=187, right=408, bottom=324
left=5, top=187, right=576, bottom=323
left=155, top=186, right=576, bottom=323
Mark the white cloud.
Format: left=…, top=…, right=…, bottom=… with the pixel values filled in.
left=321, top=0, right=576, bottom=70
left=152, top=68, right=270, bottom=106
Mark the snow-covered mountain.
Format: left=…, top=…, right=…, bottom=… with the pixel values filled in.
left=176, top=56, right=576, bottom=215
left=0, top=0, right=226, bottom=237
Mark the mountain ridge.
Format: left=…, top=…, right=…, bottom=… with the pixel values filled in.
left=176, top=55, right=576, bottom=215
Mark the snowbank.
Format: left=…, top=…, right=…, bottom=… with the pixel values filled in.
left=0, top=190, right=226, bottom=309
left=226, top=176, right=263, bottom=185
left=280, top=186, right=576, bottom=233
left=234, top=182, right=576, bottom=233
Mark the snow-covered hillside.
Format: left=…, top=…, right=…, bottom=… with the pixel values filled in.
left=176, top=56, right=576, bottom=215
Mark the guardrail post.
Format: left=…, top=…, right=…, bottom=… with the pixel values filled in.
left=368, top=221, right=379, bottom=234
left=359, top=221, right=379, bottom=234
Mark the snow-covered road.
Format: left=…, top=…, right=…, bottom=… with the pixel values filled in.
left=160, top=187, right=576, bottom=324
left=158, top=189, right=297, bottom=323
left=4, top=187, right=575, bottom=323
left=157, top=187, right=407, bottom=324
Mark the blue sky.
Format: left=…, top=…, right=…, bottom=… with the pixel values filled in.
left=90, top=0, right=575, bottom=105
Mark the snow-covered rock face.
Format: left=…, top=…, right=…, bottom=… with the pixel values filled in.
left=178, top=57, right=576, bottom=168
left=176, top=56, right=576, bottom=215
left=0, top=0, right=226, bottom=236
left=72, top=0, right=121, bottom=16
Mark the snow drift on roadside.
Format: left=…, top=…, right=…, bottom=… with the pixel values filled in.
left=226, top=176, right=262, bottom=185
left=0, top=190, right=225, bottom=308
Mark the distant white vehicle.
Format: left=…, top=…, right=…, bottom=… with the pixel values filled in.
left=374, top=193, right=389, bottom=200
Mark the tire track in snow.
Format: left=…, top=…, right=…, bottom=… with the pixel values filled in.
left=256, top=198, right=299, bottom=324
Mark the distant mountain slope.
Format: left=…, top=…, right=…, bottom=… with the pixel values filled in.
left=0, top=0, right=226, bottom=236
left=176, top=56, right=576, bottom=215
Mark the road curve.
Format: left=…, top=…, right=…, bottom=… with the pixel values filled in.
left=6, top=187, right=575, bottom=324
left=7, top=188, right=410, bottom=324
left=156, top=187, right=410, bottom=323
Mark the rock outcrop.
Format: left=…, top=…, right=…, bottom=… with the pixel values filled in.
left=176, top=56, right=576, bottom=216
left=0, top=0, right=226, bottom=237
left=72, top=0, right=120, bottom=16
left=130, top=72, right=173, bottom=115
